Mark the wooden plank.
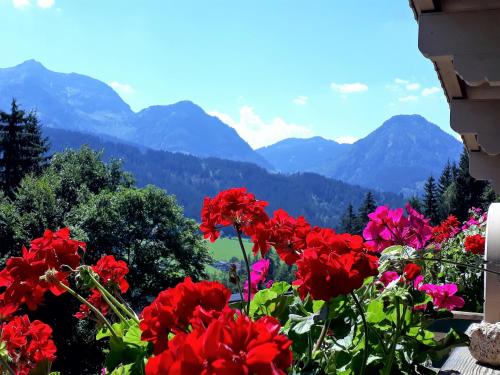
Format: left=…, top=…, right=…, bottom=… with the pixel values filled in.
left=439, top=346, right=500, bottom=374
left=441, top=0, right=500, bottom=12
left=452, top=311, right=484, bottom=321
left=434, top=57, right=464, bottom=99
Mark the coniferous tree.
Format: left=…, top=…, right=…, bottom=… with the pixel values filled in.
left=0, top=100, right=49, bottom=197
left=354, top=192, right=377, bottom=234
left=340, top=203, right=357, bottom=233
left=448, top=148, right=490, bottom=220
left=423, top=176, right=439, bottom=225
left=437, top=161, right=454, bottom=197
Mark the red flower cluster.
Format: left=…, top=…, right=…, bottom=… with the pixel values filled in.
left=92, top=255, right=130, bottom=293
left=294, top=230, right=379, bottom=301
left=200, top=187, right=269, bottom=244
left=403, top=263, right=421, bottom=281
left=0, top=228, right=85, bottom=315
left=261, top=209, right=311, bottom=264
left=145, top=309, right=292, bottom=375
left=432, top=215, right=461, bottom=244
left=464, top=234, right=486, bottom=255
left=140, top=277, right=231, bottom=354
left=1, top=315, right=57, bottom=375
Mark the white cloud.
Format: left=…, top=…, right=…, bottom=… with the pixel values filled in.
left=12, top=0, right=30, bottom=8
left=421, top=86, right=441, bottom=96
left=398, top=95, right=418, bottom=102
left=335, top=136, right=359, bottom=144
left=109, top=81, right=135, bottom=95
left=394, top=78, right=409, bottom=85
left=292, top=96, right=308, bottom=106
left=406, top=83, right=421, bottom=91
left=330, top=82, right=368, bottom=94
left=12, top=0, right=56, bottom=8
left=208, top=106, right=313, bottom=149
left=37, top=0, right=54, bottom=8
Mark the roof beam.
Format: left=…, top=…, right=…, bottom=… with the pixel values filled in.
left=451, top=99, right=500, bottom=154
left=419, top=9, right=500, bottom=85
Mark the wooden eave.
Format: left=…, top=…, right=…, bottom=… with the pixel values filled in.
left=410, top=0, right=500, bottom=191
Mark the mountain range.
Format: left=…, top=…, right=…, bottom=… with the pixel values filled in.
left=0, top=60, right=462, bottom=195
left=258, top=115, right=463, bottom=194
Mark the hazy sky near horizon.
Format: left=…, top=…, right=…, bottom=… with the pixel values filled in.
left=1, top=0, right=452, bottom=148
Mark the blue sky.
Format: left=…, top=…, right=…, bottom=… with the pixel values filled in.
left=0, top=0, right=452, bottom=148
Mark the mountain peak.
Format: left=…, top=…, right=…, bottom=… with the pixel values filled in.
left=15, top=59, right=47, bottom=71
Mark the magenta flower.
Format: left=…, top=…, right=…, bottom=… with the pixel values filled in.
left=419, top=283, right=465, bottom=311
left=379, top=271, right=400, bottom=287
left=363, top=204, right=432, bottom=252
left=244, top=259, right=270, bottom=299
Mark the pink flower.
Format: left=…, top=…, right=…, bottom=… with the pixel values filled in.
left=363, top=205, right=432, bottom=252
left=379, top=271, right=400, bottom=287
left=244, top=259, right=270, bottom=299
left=419, top=283, right=465, bottom=310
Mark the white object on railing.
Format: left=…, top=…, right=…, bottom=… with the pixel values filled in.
left=485, top=202, right=500, bottom=323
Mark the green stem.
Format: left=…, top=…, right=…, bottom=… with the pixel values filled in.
left=57, top=281, right=118, bottom=339
left=313, top=306, right=330, bottom=352
left=351, top=292, right=368, bottom=375
left=99, top=289, right=129, bottom=325
left=88, top=271, right=139, bottom=324
left=0, top=355, right=16, bottom=375
left=384, top=298, right=402, bottom=375
left=236, top=228, right=251, bottom=315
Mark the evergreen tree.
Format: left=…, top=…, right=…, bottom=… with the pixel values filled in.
left=340, top=203, right=357, bottom=233
left=449, top=148, right=490, bottom=220
left=423, top=176, right=439, bottom=225
left=438, top=161, right=454, bottom=197
left=0, top=100, right=49, bottom=196
left=354, top=192, right=377, bottom=234
left=408, top=195, right=422, bottom=212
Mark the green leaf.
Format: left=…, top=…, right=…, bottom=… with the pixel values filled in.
left=269, top=281, right=291, bottom=295
left=109, top=364, right=132, bottom=375
left=123, top=324, right=149, bottom=348
left=366, top=300, right=385, bottom=324
left=289, top=313, right=317, bottom=335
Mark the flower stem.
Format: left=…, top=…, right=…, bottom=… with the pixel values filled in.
left=236, top=228, right=251, bottom=315
left=87, top=271, right=139, bottom=324
left=351, top=292, right=368, bottom=375
left=57, top=281, right=118, bottom=339
left=313, top=306, right=330, bottom=352
left=384, top=298, right=402, bottom=375
left=0, top=355, right=16, bottom=375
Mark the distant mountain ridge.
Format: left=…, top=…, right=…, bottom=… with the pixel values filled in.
left=0, top=60, right=462, bottom=194
left=0, top=60, right=271, bottom=169
left=44, top=127, right=405, bottom=228
left=258, top=115, right=462, bottom=194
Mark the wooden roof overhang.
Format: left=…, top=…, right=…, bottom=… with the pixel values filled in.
left=410, top=0, right=500, bottom=191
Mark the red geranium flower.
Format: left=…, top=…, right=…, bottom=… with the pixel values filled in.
left=403, top=263, right=421, bottom=281
left=200, top=188, right=269, bottom=246
left=1, top=315, right=57, bottom=375
left=260, top=209, right=311, bottom=264
left=145, top=310, right=292, bottom=375
left=294, top=232, right=379, bottom=301
left=92, top=255, right=129, bottom=293
left=140, top=277, right=231, bottom=354
left=464, top=234, right=485, bottom=255
left=432, top=215, right=461, bottom=244
left=75, top=289, right=110, bottom=320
